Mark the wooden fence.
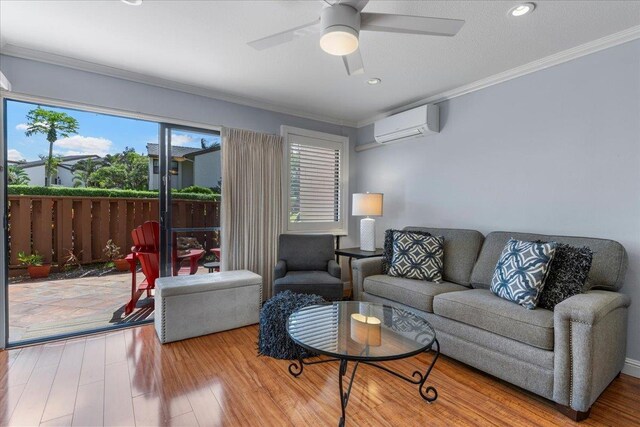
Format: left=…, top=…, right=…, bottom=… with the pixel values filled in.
left=7, top=195, right=220, bottom=267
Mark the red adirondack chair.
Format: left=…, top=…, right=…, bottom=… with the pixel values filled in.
left=124, top=221, right=204, bottom=315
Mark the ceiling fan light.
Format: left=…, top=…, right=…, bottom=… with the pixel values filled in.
left=320, top=26, right=359, bottom=56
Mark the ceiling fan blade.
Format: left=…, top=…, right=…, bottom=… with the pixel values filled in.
left=337, top=0, right=370, bottom=12
left=360, top=13, right=464, bottom=36
left=342, top=48, right=365, bottom=76
left=248, top=18, right=321, bottom=50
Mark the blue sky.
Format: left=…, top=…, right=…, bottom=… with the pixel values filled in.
left=6, top=100, right=220, bottom=162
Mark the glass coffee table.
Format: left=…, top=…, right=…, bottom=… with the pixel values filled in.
left=287, top=301, right=440, bottom=427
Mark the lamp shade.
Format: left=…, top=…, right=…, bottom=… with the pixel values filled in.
left=352, top=193, right=383, bottom=217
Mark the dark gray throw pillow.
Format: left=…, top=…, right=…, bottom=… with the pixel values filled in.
left=537, top=243, right=593, bottom=310
left=382, top=229, right=431, bottom=274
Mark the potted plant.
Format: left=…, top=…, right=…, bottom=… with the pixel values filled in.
left=103, top=239, right=129, bottom=271
left=17, top=251, right=51, bottom=279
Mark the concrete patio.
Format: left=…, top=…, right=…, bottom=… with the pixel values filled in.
left=8, top=267, right=208, bottom=343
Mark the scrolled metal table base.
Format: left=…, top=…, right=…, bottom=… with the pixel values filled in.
left=288, top=339, right=440, bottom=426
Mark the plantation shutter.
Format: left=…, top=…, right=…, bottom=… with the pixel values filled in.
left=283, top=128, right=348, bottom=234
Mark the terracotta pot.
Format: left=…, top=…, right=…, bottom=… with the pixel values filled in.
left=114, top=258, right=130, bottom=272
left=28, top=265, right=51, bottom=279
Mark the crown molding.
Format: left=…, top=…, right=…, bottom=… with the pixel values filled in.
left=356, top=25, right=640, bottom=129
left=0, top=44, right=359, bottom=128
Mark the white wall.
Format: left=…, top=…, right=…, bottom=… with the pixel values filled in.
left=148, top=159, right=157, bottom=190
left=194, top=151, right=221, bottom=189
left=181, top=161, right=194, bottom=188
left=355, top=40, right=640, bottom=364
left=57, top=167, right=74, bottom=187
left=22, top=166, right=45, bottom=186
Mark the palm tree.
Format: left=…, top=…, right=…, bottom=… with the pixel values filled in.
left=38, top=154, right=63, bottom=186
left=24, top=107, right=79, bottom=187
left=72, top=158, right=100, bottom=187
left=7, top=165, right=30, bottom=185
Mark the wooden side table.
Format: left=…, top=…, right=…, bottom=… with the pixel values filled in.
left=335, top=247, right=384, bottom=299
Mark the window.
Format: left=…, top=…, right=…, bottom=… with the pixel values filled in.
left=282, top=126, right=349, bottom=234
left=153, top=158, right=178, bottom=175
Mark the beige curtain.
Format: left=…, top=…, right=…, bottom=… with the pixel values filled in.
left=221, top=127, right=283, bottom=300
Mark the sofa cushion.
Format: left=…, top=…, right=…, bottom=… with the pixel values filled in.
left=537, top=243, right=593, bottom=310
left=274, top=271, right=343, bottom=286
left=388, top=232, right=444, bottom=282
left=433, top=289, right=555, bottom=350
left=404, top=227, right=484, bottom=287
left=490, top=239, right=557, bottom=309
left=363, top=274, right=469, bottom=313
left=471, top=231, right=627, bottom=291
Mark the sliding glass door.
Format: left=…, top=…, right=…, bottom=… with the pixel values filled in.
left=1, top=96, right=220, bottom=347
left=158, top=124, right=221, bottom=280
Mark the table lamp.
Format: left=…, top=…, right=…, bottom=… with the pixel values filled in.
left=352, top=192, right=383, bottom=251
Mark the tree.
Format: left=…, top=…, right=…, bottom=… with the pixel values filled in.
left=7, top=165, right=30, bottom=185
left=72, top=158, right=100, bottom=187
left=88, top=147, right=148, bottom=190
left=90, top=165, right=128, bottom=189
left=24, top=107, right=79, bottom=187
left=38, top=154, right=63, bottom=185
left=119, top=147, right=149, bottom=190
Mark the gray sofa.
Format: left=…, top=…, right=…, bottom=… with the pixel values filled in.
left=352, top=226, right=630, bottom=421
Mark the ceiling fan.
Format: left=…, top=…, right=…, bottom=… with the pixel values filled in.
left=247, top=0, right=465, bottom=76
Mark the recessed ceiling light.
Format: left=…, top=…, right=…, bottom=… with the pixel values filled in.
left=121, top=0, right=143, bottom=5
left=367, top=78, right=381, bottom=85
left=509, top=3, right=535, bottom=17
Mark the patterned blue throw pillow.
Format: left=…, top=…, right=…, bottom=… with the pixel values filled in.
left=388, top=231, right=444, bottom=282
left=490, top=238, right=557, bottom=309
left=382, top=229, right=431, bottom=274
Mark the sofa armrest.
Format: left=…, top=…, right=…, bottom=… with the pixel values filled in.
left=352, top=257, right=383, bottom=301
left=328, top=259, right=341, bottom=279
left=274, top=260, right=287, bottom=281
left=553, top=290, right=631, bottom=412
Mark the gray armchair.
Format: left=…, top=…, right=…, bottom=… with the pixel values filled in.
left=273, top=234, right=343, bottom=300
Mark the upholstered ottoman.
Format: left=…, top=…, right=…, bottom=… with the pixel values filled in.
left=155, top=270, right=262, bottom=343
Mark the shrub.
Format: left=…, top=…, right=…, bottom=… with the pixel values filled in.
left=175, top=185, right=214, bottom=194
left=8, top=185, right=219, bottom=201
left=103, top=239, right=123, bottom=261
left=17, top=251, right=44, bottom=266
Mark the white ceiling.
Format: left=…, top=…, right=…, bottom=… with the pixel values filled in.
left=1, top=1, right=639, bottom=126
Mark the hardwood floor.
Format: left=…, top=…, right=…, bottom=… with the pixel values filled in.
left=0, top=324, right=638, bottom=426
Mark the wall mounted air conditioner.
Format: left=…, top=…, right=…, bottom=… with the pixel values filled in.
left=0, top=70, right=12, bottom=91
left=374, top=104, right=439, bottom=144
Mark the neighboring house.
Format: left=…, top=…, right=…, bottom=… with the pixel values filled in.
left=15, top=155, right=102, bottom=187
left=146, top=143, right=221, bottom=190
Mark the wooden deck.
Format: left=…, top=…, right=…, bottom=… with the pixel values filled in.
left=0, top=324, right=638, bottom=426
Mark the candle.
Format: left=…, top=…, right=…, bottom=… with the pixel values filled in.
left=350, top=313, right=382, bottom=346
